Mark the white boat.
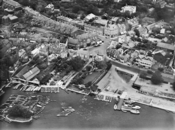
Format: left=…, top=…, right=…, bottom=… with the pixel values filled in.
left=121, top=106, right=140, bottom=115
left=124, top=100, right=136, bottom=104
left=113, top=104, right=120, bottom=110
left=130, top=109, right=140, bottom=114
left=123, top=103, right=141, bottom=110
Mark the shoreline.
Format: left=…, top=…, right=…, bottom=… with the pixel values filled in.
left=5, top=115, right=33, bottom=123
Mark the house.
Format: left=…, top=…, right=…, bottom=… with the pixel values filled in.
left=114, top=0, right=122, bottom=2
left=84, top=24, right=104, bottom=36
left=15, top=65, right=30, bottom=78
left=104, top=24, right=120, bottom=38
left=127, top=18, right=139, bottom=27
left=4, top=8, right=14, bottom=14
left=88, top=0, right=103, bottom=2
left=61, top=0, right=74, bottom=2
left=156, top=42, right=174, bottom=51
left=135, top=57, right=154, bottom=69
left=2, top=0, right=21, bottom=9
left=152, top=0, right=167, bottom=8
left=94, top=17, right=108, bottom=27
left=85, top=13, right=97, bottom=22
left=45, top=3, right=54, bottom=10
left=137, top=26, right=149, bottom=37
left=67, top=37, right=80, bottom=50
left=23, top=67, right=40, bottom=81
left=2, top=14, right=18, bottom=23
left=121, top=6, right=136, bottom=14
left=141, top=17, right=155, bottom=26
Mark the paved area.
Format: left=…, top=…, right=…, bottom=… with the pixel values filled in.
left=97, top=65, right=175, bottom=113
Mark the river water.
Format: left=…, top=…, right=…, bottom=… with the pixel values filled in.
left=0, top=88, right=175, bottom=130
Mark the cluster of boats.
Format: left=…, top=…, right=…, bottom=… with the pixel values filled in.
left=57, top=106, right=75, bottom=117
left=13, top=84, right=41, bottom=92
left=114, top=100, right=141, bottom=115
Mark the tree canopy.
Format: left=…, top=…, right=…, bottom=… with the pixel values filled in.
left=151, top=71, right=163, bottom=85
left=8, top=105, right=33, bottom=119
left=66, top=57, right=85, bottom=71
left=172, top=82, right=175, bottom=91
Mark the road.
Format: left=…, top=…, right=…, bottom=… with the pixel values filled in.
left=77, top=37, right=111, bottom=57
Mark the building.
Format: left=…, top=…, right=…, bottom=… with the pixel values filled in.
left=127, top=18, right=139, bottom=27
left=135, top=57, right=154, bottom=69
left=84, top=13, right=97, bottom=22
left=23, top=67, right=40, bottom=81
left=152, top=0, right=167, bottom=8
left=88, top=0, right=103, bottom=2
left=114, top=0, right=122, bottom=2
left=15, top=65, right=31, bottom=78
left=84, top=24, right=104, bottom=36
left=121, top=6, right=136, bottom=14
left=67, top=37, right=80, bottom=49
left=61, top=0, right=74, bottom=2
left=2, top=14, right=18, bottom=23
left=137, top=26, right=149, bottom=37
left=157, top=42, right=174, bottom=51
left=45, top=3, right=54, bottom=10
left=57, top=16, right=84, bottom=29
left=41, top=85, right=59, bottom=93
left=2, top=0, right=21, bottom=9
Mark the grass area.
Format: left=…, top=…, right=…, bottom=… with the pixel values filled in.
left=117, top=71, right=133, bottom=83
left=83, top=71, right=102, bottom=84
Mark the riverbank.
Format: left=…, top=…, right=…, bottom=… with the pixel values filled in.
left=0, top=88, right=174, bottom=130
left=5, top=115, right=33, bottom=123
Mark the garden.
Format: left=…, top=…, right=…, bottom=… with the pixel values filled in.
left=67, top=59, right=112, bottom=95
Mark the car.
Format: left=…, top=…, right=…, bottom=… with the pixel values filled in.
left=83, top=48, right=87, bottom=50
left=97, top=40, right=104, bottom=45
left=0, top=35, right=5, bottom=39
left=94, top=44, right=100, bottom=47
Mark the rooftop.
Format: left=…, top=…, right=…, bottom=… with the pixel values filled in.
left=85, top=13, right=96, bottom=21
left=68, top=37, right=79, bottom=45
left=3, top=0, right=21, bottom=8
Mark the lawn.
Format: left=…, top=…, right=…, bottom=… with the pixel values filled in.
left=83, top=71, right=103, bottom=84
left=117, top=70, right=133, bottom=83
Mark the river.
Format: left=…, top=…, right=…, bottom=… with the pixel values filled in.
left=0, top=87, right=175, bottom=130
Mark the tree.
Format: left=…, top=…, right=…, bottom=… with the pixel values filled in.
left=151, top=71, right=163, bottom=85
left=139, top=71, right=147, bottom=79
left=86, top=65, right=92, bottom=71
left=66, top=57, right=85, bottom=71
left=134, top=28, right=140, bottom=37
left=106, top=61, right=112, bottom=70
left=172, top=82, right=175, bottom=91
left=95, top=60, right=106, bottom=69
left=85, top=81, right=92, bottom=88
left=8, top=105, right=33, bottom=119
left=91, top=84, right=98, bottom=92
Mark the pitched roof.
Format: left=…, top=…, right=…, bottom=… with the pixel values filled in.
left=3, top=0, right=21, bottom=8
left=68, top=37, right=79, bottom=45
left=23, top=67, right=40, bottom=81
left=15, top=65, right=30, bottom=78
left=85, top=13, right=96, bottom=20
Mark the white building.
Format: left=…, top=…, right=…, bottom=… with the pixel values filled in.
left=45, top=3, right=54, bottom=10
left=135, top=57, right=154, bottom=69
left=41, top=85, right=59, bottom=93
left=85, top=13, right=97, bottom=22
left=121, top=6, right=136, bottom=14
